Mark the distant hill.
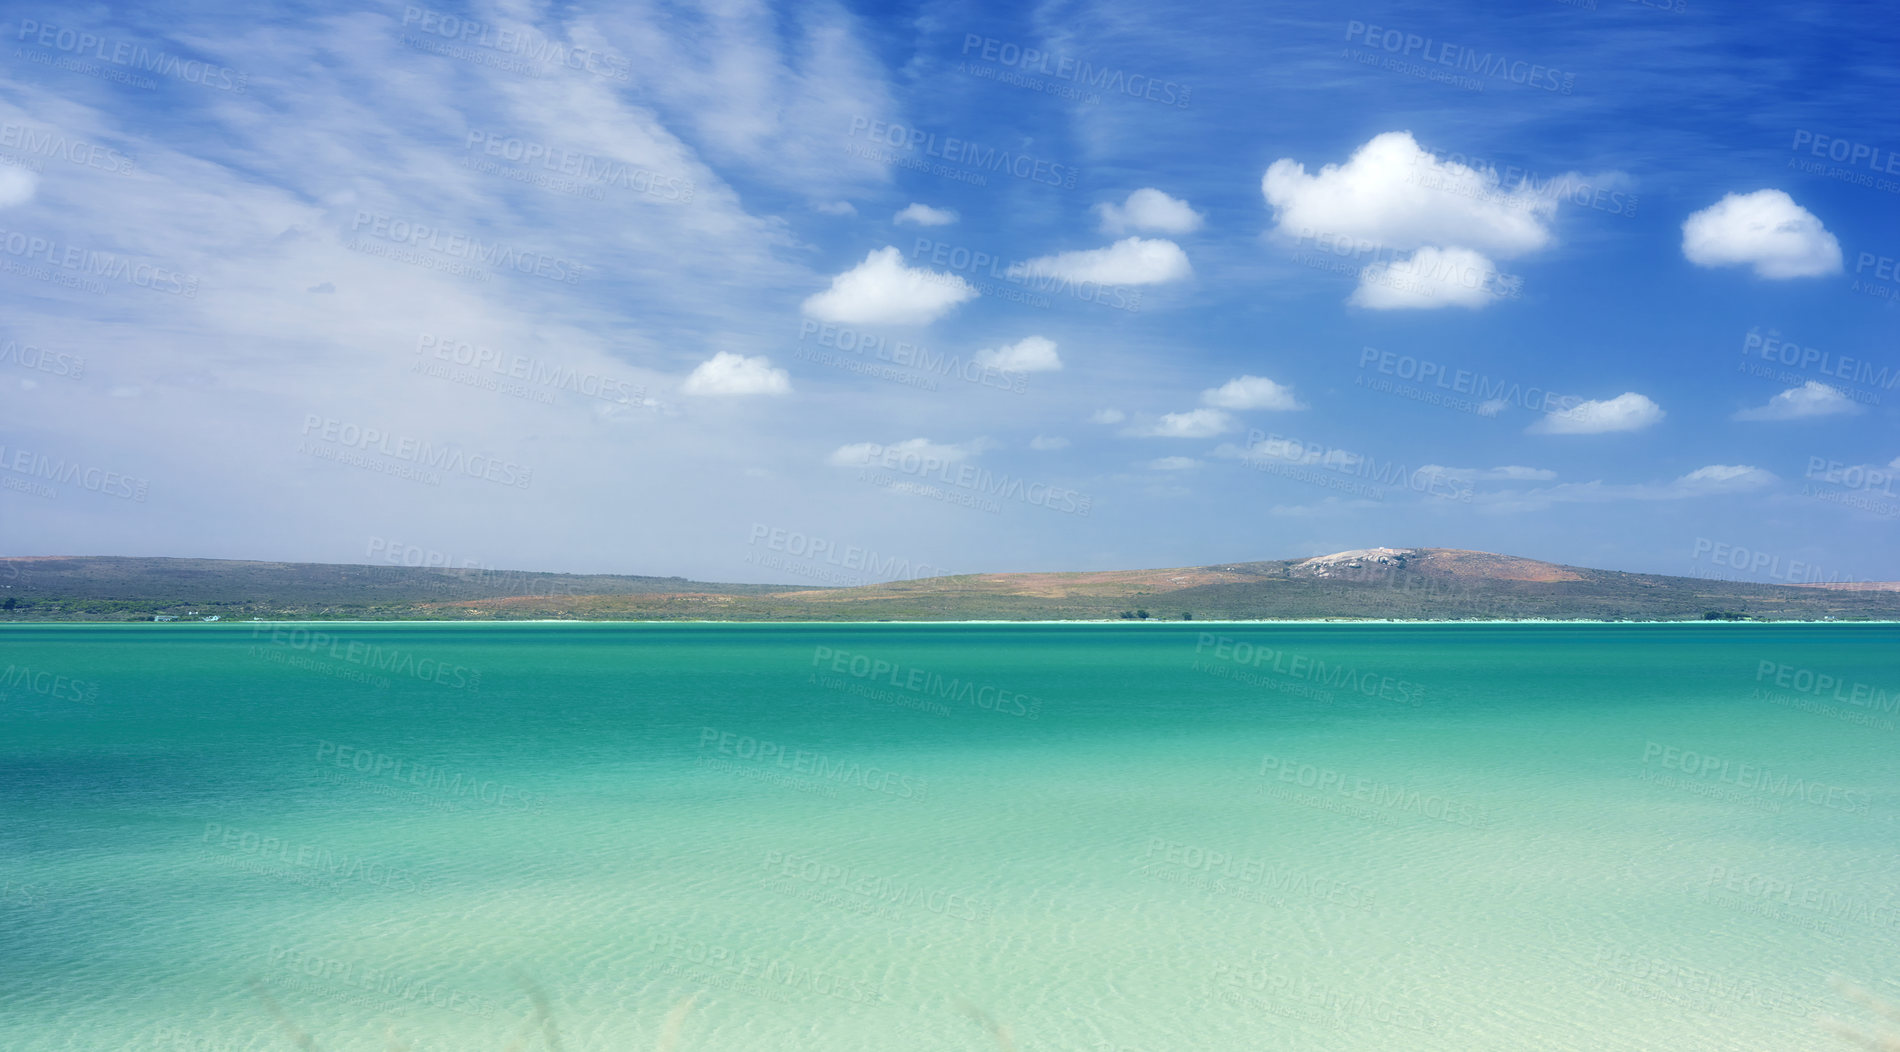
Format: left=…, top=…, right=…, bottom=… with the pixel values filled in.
left=2, top=548, right=1897, bottom=622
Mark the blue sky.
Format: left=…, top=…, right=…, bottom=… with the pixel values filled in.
left=1, top=0, right=1897, bottom=585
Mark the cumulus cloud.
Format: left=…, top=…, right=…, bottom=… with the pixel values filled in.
left=1091, top=408, right=1126, bottom=424
left=681, top=352, right=791, bottom=396
left=1144, top=456, right=1200, bottom=470
left=813, top=200, right=857, bottom=216
left=1262, top=131, right=1558, bottom=259
left=0, top=168, right=37, bottom=208
left=1681, top=190, right=1841, bottom=278
left=894, top=203, right=957, bottom=226
left=1130, top=408, right=1235, bottom=438
left=1528, top=392, right=1664, bottom=434
left=1095, top=188, right=1204, bottom=235
left=1349, top=247, right=1503, bottom=310
left=1734, top=381, right=1861, bottom=421
left=1007, top=237, right=1191, bottom=285
left=826, top=437, right=980, bottom=467
left=1029, top=435, right=1069, bottom=451
left=1201, top=374, right=1304, bottom=411
left=802, top=246, right=976, bottom=325
left=973, top=335, right=1061, bottom=372
left=1236, top=435, right=1360, bottom=470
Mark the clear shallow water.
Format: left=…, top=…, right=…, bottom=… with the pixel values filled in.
left=2, top=622, right=1898, bottom=1051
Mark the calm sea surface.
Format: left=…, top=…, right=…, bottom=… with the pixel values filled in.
left=3, top=622, right=1898, bottom=1051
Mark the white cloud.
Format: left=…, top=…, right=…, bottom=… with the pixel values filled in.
left=1676, top=464, right=1775, bottom=491
left=1029, top=435, right=1069, bottom=451
left=1131, top=408, right=1235, bottom=438
left=1734, top=380, right=1861, bottom=421
left=1091, top=408, right=1126, bottom=424
left=1201, top=374, right=1304, bottom=411
left=1095, top=188, right=1204, bottom=235
left=1418, top=464, right=1559, bottom=483
left=1681, top=190, right=1841, bottom=278
left=1350, top=247, right=1503, bottom=310
left=814, top=200, right=857, bottom=216
left=1007, top=237, right=1191, bottom=286
left=1144, top=456, right=1200, bottom=470
left=802, top=246, right=977, bottom=325
left=681, top=352, right=791, bottom=396
left=1528, top=392, right=1664, bottom=435
left=973, top=335, right=1061, bottom=373
left=826, top=437, right=979, bottom=467
left=0, top=168, right=37, bottom=209
left=1262, top=131, right=1558, bottom=259
left=894, top=203, right=957, bottom=226
left=1477, top=399, right=1509, bottom=417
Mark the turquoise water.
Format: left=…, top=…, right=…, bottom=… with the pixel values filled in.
left=3, top=622, right=1898, bottom=1051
